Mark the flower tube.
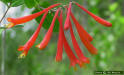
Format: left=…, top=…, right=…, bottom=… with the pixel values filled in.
left=74, top=2, right=112, bottom=27
left=64, top=6, right=93, bottom=42
left=70, top=11, right=93, bottom=41
left=58, top=14, right=81, bottom=68
left=18, top=11, right=48, bottom=58
left=55, top=10, right=63, bottom=62
left=69, top=20, right=90, bottom=66
left=64, top=2, right=72, bottom=30
left=36, top=8, right=61, bottom=50
left=6, top=3, right=61, bottom=28
left=71, top=12, right=98, bottom=54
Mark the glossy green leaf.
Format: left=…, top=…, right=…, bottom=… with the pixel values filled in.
left=0, top=25, right=24, bottom=30
left=33, top=9, right=59, bottom=32
left=1, top=0, right=24, bottom=7
left=38, top=1, right=51, bottom=8
left=13, top=25, right=24, bottom=28
left=11, top=0, right=24, bottom=7
left=1, top=0, right=11, bottom=3
left=24, top=0, right=35, bottom=8
left=1, top=0, right=11, bottom=5
left=32, top=1, right=59, bottom=32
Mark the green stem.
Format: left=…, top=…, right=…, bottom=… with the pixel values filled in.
left=1, top=30, right=6, bottom=75
left=1, top=3, right=11, bottom=75
left=0, top=5, right=11, bottom=24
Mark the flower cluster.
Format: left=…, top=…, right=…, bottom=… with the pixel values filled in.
left=6, top=2, right=112, bottom=68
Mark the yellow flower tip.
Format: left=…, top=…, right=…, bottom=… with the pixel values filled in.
left=5, top=23, right=14, bottom=28
left=36, top=44, right=44, bottom=50
left=7, top=18, right=12, bottom=22
left=36, top=44, right=46, bottom=50
left=36, top=44, right=40, bottom=48
left=18, top=53, right=26, bottom=59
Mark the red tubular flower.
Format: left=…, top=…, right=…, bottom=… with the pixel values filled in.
left=6, top=3, right=61, bottom=28
left=70, top=11, right=93, bottom=41
left=64, top=2, right=72, bottom=30
left=36, top=8, right=61, bottom=50
left=69, top=20, right=90, bottom=66
left=55, top=10, right=63, bottom=62
left=18, top=11, right=48, bottom=58
left=74, top=2, right=112, bottom=27
left=71, top=12, right=98, bottom=55
left=58, top=13, right=81, bottom=68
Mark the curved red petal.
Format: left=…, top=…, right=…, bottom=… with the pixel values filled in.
left=38, top=8, right=61, bottom=50
left=18, top=11, right=48, bottom=55
left=70, top=12, right=93, bottom=41
left=7, top=3, right=61, bottom=28
left=18, top=46, right=24, bottom=51
left=64, top=2, right=72, bottom=30
left=74, top=2, right=112, bottom=27
left=58, top=13, right=80, bottom=68
left=69, top=20, right=90, bottom=64
left=71, top=12, right=98, bottom=55
left=55, top=10, right=63, bottom=62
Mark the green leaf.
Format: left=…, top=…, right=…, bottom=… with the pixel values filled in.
left=24, top=0, right=35, bottom=8
left=1, top=0, right=11, bottom=5
left=32, top=1, right=59, bottom=32
left=38, top=1, right=50, bottom=8
left=1, top=0, right=24, bottom=7
left=11, top=0, right=24, bottom=7
left=13, top=25, right=24, bottom=28
left=0, top=25, right=23, bottom=30
left=1, top=0, right=11, bottom=3
left=14, top=25, right=24, bottom=28
left=33, top=9, right=59, bottom=32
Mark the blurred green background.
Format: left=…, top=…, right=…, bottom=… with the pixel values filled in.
left=0, top=0, right=124, bottom=75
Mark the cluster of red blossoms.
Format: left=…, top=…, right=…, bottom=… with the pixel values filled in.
left=6, top=2, right=112, bottom=68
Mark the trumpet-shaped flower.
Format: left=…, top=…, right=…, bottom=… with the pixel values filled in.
left=69, top=20, right=90, bottom=66
left=6, top=3, right=61, bottom=28
left=74, top=2, right=112, bottom=27
left=64, top=2, right=72, bottom=30
left=8, top=2, right=112, bottom=69
left=55, top=10, right=63, bottom=62
left=71, top=12, right=98, bottom=54
left=18, top=11, right=48, bottom=58
left=58, top=13, right=81, bottom=68
left=64, top=6, right=93, bottom=41
left=36, top=8, right=61, bottom=50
